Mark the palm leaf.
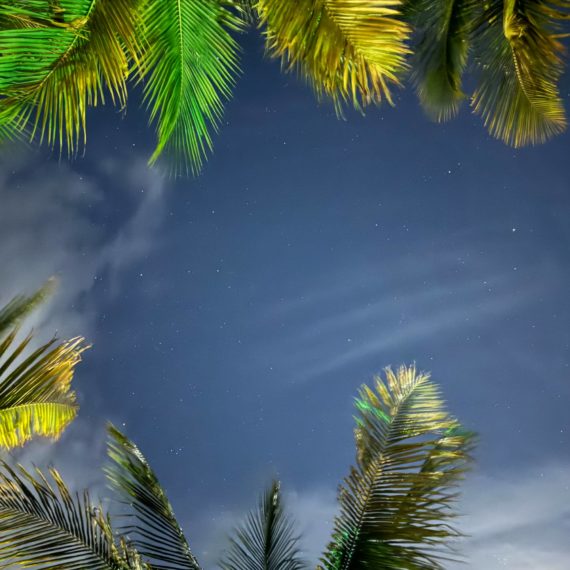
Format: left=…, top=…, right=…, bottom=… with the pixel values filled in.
left=471, top=0, right=568, bottom=147
left=0, top=461, right=131, bottom=569
left=106, top=424, right=201, bottom=570
left=0, top=330, right=87, bottom=449
left=138, top=0, right=242, bottom=177
left=0, top=0, right=141, bottom=154
left=410, top=0, right=477, bottom=121
left=318, top=365, right=474, bottom=570
left=219, top=480, right=306, bottom=570
left=0, top=279, right=55, bottom=339
left=256, top=0, right=411, bottom=111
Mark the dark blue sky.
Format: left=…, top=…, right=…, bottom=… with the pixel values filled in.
left=2, top=34, right=570, bottom=568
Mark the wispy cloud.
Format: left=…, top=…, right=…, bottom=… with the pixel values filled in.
left=251, top=247, right=554, bottom=384
left=0, top=149, right=166, bottom=338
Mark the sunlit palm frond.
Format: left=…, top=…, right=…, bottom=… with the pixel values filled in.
left=0, top=330, right=87, bottom=449
left=410, top=0, right=477, bottom=122
left=106, top=424, right=201, bottom=570
left=139, top=0, right=242, bottom=177
left=471, top=0, right=568, bottom=147
left=0, top=0, right=141, bottom=154
left=219, top=480, right=306, bottom=570
left=0, top=280, right=55, bottom=339
left=0, top=462, right=130, bottom=569
left=318, top=365, right=474, bottom=570
left=256, top=0, right=410, bottom=112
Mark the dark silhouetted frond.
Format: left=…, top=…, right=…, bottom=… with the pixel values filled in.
left=411, top=0, right=478, bottom=121
left=220, top=480, right=306, bottom=570
left=106, top=424, right=201, bottom=569
left=0, top=461, right=130, bottom=569
left=318, top=365, right=474, bottom=570
left=0, top=279, right=55, bottom=339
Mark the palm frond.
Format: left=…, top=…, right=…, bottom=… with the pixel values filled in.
left=106, top=424, right=201, bottom=570
left=256, top=0, right=411, bottom=111
left=0, top=0, right=141, bottom=154
left=0, top=330, right=87, bottom=449
left=0, top=461, right=130, bottom=569
left=410, top=0, right=477, bottom=121
left=0, top=279, right=55, bottom=339
left=319, top=365, right=474, bottom=570
left=138, top=0, right=242, bottom=177
left=219, top=480, right=306, bottom=570
left=471, top=0, right=568, bottom=147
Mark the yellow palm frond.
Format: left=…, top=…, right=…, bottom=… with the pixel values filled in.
left=0, top=331, right=87, bottom=448
left=319, top=365, right=474, bottom=570
left=471, top=0, right=568, bottom=147
left=256, top=0, right=411, bottom=111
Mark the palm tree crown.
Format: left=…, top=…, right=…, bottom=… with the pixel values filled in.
left=1, top=0, right=568, bottom=176
left=0, top=365, right=474, bottom=569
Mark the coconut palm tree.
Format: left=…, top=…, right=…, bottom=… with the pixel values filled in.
left=0, top=280, right=87, bottom=449
left=0, top=365, right=474, bottom=569
left=0, top=1, right=568, bottom=176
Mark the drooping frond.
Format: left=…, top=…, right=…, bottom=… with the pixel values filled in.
left=219, top=480, right=306, bottom=570
left=138, top=0, right=242, bottom=176
left=410, top=0, right=477, bottom=121
left=471, top=0, right=569, bottom=147
left=0, top=461, right=130, bottom=569
left=106, top=424, right=201, bottom=570
left=256, top=0, right=411, bottom=111
left=0, top=279, right=55, bottom=339
left=0, top=0, right=141, bottom=154
left=0, top=330, right=87, bottom=449
left=319, top=365, right=474, bottom=570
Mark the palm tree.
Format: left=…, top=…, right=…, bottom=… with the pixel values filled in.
left=0, top=365, right=474, bottom=569
left=0, top=280, right=87, bottom=449
left=2, top=0, right=570, bottom=175
left=0, top=1, right=568, bottom=176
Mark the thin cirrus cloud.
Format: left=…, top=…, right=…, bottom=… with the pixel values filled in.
left=251, top=249, right=553, bottom=384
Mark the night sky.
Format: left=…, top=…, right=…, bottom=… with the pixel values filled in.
left=1, top=34, right=570, bottom=568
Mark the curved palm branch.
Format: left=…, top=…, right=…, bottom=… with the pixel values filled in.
left=410, top=0, right=477, bottom=122
left=106, top=424, right=201, bottom=569
left=471, top=0, right=568, bottom=147
left=0, top=283, right=87, bottom=449
left=138, top=0, right=242, bottom=177
left=318, top=365, right=474, bottom=570
left=0, top=330, right=87, bottom=449
left=256, top=0, right=411, bottom=111
left=0, top=461, right=132, bottom=569
left=219, top=480, right=306, bottom=570
left=0, top=279, right=55, bottom=339
left=0, top=0, right=141, bottom=154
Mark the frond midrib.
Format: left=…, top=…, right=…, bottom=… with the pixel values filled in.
left=338, top=375, right=427, bottom=569
left=0, top=502, right=124, bottom=569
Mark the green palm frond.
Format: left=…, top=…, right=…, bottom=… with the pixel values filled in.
left=0, top=330, right=87, bottom=449
left=0, top=461, right=131, bottom=569
left=106, top=424, right=201, bottom=569
left=319, top=365, right=474, bottom=570
left=410, top=0, right=477, bottom=122
left=0, top=0, right=141, bottom=154
left=256, top=0, right=411, bottom=111
left=0, top=279, right=55, bottom=339
left=139, top=0, right=242, bottom=177
left=471, top=0, right=568, bottom=147
left=220, top=480, right=306, bottom=570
